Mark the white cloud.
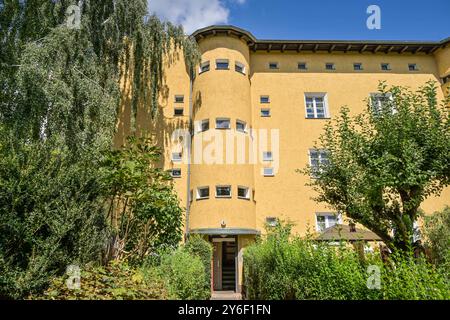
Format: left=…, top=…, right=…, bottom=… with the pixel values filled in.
left=148, top=0, right=245, bottom=34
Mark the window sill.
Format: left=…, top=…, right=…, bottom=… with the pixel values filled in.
left=216, top=196, right=232, bottom=199
left=196, top=197, right=209, bottom=201
left=238, top=197, right=250, bottom=200
left=305, top=117, right=331, bottom=120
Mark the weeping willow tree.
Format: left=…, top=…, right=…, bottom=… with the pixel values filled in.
left=0, top=0, right=199, bottom=298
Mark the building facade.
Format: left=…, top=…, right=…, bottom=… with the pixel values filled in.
left=115, top=26, right=450, bottom=293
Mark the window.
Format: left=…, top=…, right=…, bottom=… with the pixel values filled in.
left=263, top=167, right=275, bottom=176
left=216, top=185, right=231, bottom=198
left=305, top=94, right=329, bottom=118
left=199, top=61, right=210, bottom=73
left=235, top=61, right=246, bottom=74
left=353, top=63, right=363, bottom=71
left=408, top=63, right=418, bottom=71
left=260, top=95, right=270, bottom=104
left=266, top=217, right=278, bottom=227
left=171, top=168, right=181, bottom=178
left=370, top=93, right=394, bottom=114
left=197, top=186, right=210, bottom=200
left=189, top=189, right=193, bottom=203
left=309, top=149, right=329, bottom=178
left=174, top=95, right=184, bottom=103
left=260, top=108, right=271, bottom=117
left=316, top=213, right=341, bottom=232
left=262, top=151, right=273, bottom=161
left=171, top=152, right=182, bottom=162
left=174, top=108, right=184, bottom=116
left=216, top=118, right=231, bottom=129
left=197, top=119, right=209, bottom=133
left=216, top=59, right=229, bottom=70
left=237, top=186, right=250, bottom=199
left=381, top=63, right=391, bottom=71
left=236, top=120, right=247, bottom=133
left=269, top=62, right=279, bottom=69
left=298, top=62, right=307, bottom=70
left=325, top=63, right=335, bottom=70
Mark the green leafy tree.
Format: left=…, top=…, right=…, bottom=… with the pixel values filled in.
left=100, top=136, right=183, bottom=262
left=302, top=81, right=450, bottom=251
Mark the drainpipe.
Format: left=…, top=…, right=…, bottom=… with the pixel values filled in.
left=185, top=69, right=194, bottom=241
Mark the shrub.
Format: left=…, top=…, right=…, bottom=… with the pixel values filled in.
left=423, top=206, right=450, bottom=271
left=185, top=235, right=213, bottom=292
left=29, top=261, right=168, bottom=300
left=159, top=248, right=210, bottom=300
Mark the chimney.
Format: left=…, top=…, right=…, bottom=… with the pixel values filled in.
left=349, top=222, right=356, bottom=232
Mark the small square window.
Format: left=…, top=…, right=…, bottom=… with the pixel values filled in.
left=266, top=217, right=278, bottom=227
left=197, top=119, right=209, bottom=133
left=174, top=108, right=184, bottom=116
left=260, top=108, right=271, bottom=117
left=236, top=120, right=247, bottom=133
left=381, top=63, right=391, bottom=71
left=216, top=185, right=231, bottom=198
left=172, top=152, right=182, bottom=162
left=325, top=63, right=335, bottom=70
left=260, top=96, right=270, bottom=104
left=262, top=151, right=273, bottom=161
left=235, top=62, right=246, bottom=74
left=408, top=63, right=418, bottom=71
left=216, top=59, right=229, bottom=70
left=263, top=167, right=274, bottom=176
left=200, top=61, right=210, bottom=73
left=174, top=95, right=184, bottom=103
left=237, top=186, right=250, bottom=199
left=316, top=213, right=341, bottom=232
left=171, top=168, right=181, bottom=178
left=269, top=62, right=279, bottom=69
left=216, top=118, right=231, bottom=129
left=298, top=62, right=307, bottom=70
left=353, top=63, right=363, bottom=71
left=197, top=186, right=210, bottom=199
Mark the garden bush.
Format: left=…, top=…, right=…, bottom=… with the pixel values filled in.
left=185, top=235, right=213, bottom=292
left=244, top=228, right=449, bottom=300
left=159, top=248, right=210, bottom=300
left=29, top=261, right=168, bottom=300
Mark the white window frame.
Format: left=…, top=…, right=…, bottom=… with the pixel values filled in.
left=215, top=118, right=231, bottom=129
left=235, top=61, right=246, bottom=74
left=199, top=61, right=210, bottom=74
left=236, top=119, right=247, bottom=133
left=174, top=107, right=184, bottom=116
left=262, top=151, right=273, bottom=162
left=269, top=62, right=279, bottom=69
left=325, top=62, right=335, bottom=70
left=215, top=185, right=232, bottom=198
left=309, top=149, right=329, bottom=178
left=315, top=213, right=342, bottom=232
left=304, top=93, right=329, bottom=119
left=260, top=108, right=271, bottom=117
left=171, top=168, right=181, bottom=178
left=216, top=59, right=229, bottom=70
left=174, top=95, right=184, bottom=103
left=171, top=152, right=182, bottom=162
left=370, top=93, right=395, bottom=114
left=196, top=119, right=209, bottom=133
left=353, top=63, right=363, bottom=71
left=237, top=186, right=250, bottom=200
left=298, top=62, right=307, bottom=70
left=381, top=63, right=391, bottom=71
left=262, top=167, right=275, bottom=177
left=196, top=186, right=210, bottom=200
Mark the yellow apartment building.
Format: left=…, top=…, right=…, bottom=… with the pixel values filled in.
left=115, top=25, right=450, bottom=293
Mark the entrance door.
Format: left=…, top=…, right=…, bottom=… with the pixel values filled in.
left=212, top=237, right=237, bottom=291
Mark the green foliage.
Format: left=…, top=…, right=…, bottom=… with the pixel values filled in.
left=244, top=224, right=449, bottom=300
left=185, top=235, right=213, bottom=292
left=301, top=81, right=450, bottom=251
left=423, top=206, right=450, bottom=270
left=30, top=261, right=168, bottom=300
left=159, top=248, right=210, bottom=300
left=100, top=136, right=183, bottom=262
left=0, top=128, right=109, bottom=299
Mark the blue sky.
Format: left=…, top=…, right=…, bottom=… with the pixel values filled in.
left=149, top=0, right=450, bottom=41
